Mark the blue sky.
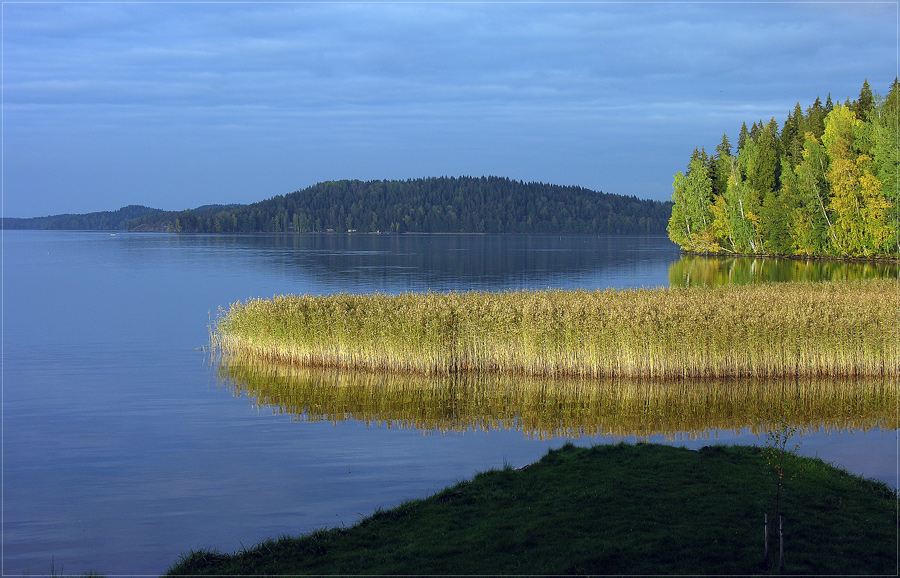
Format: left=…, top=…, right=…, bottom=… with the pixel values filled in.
left=3, top=1, right=897, bottom=217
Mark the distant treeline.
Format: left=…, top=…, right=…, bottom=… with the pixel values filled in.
left=2, top=205, right=163, bottom=231
left=128, top=176, right=672, bottom=234
left=668, top=79, right=899, bottom=258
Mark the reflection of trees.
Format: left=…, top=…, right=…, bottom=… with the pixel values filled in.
left=216, top=355, right=898, bottom=440
left=669, top=255, right=900, bottom=287
left=225, top=233, right=676, bottom=289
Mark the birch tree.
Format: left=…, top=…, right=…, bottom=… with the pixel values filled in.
left=823, top=105, right=893, bottom=256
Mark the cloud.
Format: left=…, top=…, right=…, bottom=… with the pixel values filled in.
left=3, top=2, right=896, bottom=215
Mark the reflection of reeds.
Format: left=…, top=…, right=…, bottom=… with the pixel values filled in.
left=216, top=355, right=898, bottom=440
left=213, top=280, right=899, bottom=378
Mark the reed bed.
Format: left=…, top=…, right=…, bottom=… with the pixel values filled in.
left=216, top=356, right=898, bottom=440
left=213, top=279, right=900, bottom=378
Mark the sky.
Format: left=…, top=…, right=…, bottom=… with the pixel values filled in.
left=2, top=1, right=897, bottom=218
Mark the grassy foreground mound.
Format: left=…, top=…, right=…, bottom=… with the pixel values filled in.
left=213, top=279, right=899, bottom=378
left=166, top=443, right=897, bottom=575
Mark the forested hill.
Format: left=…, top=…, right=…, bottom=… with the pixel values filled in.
left=127, top=176, right=672, bottom=234
left=668, top=78, right=899, bottom=258
left=2, top=205, right=163, bottom=231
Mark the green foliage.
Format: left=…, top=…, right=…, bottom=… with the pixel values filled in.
left=791, top=132, right=833, bottom=255
left=823, top=105, right=892, bottom=256
left=872, top=78, right=900, bottom=253
left=667, top=155, right=716, bottom=251
left=852, top=79, right=876, bottom=120
left=711, top=133, right=734, bottom=198
left=668, top=79, right=899, bottom=258
left=128, top=176, right=672, bottom=235
left=164, top=443, right=897, bottom=575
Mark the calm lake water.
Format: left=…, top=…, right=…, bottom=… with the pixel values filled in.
left=4, top=231, right=897, bottom=575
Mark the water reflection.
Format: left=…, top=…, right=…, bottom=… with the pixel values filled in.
left=162, top=233, right=680, bottom=292
left=670, top=255, right=900, bottom=287
left=216, top=355, right=898, bottom=440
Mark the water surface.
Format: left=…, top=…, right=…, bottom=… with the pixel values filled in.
left=3, top=231, right=896, bottom=575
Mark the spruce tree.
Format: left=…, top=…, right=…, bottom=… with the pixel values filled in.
left=711, top=134, right=734, bottom=199
left=852, top=79, right=876, bottom=120
left=737, top=122, right=751, bottom=152
left=805, top=97, right=827, bottom=139
left=782, top=103, right=805, bottom=169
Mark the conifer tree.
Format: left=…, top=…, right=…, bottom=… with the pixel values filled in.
left=805, top=97, right=827, bottom=140
left=737, top=122, right=751, bottom=152
left=711, top=134, right=734, bottom=199
left=852, top=79, right=876, bottom=120
left=782, top=103, right=805, bottom=169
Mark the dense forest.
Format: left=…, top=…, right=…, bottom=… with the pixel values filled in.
left=1, top=205, right=163, bottom=231
left=668, top=79, right=899, bottom=258
left=127, top=176, right=671, bottom=235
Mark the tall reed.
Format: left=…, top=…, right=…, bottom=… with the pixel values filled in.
left=212, top=279, right=900, bottom=378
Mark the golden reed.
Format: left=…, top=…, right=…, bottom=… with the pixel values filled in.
left=212, top=279, right=900, bottom=378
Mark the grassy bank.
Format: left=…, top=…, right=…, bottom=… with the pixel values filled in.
left=213, top=279, right=900, bottom=378
left=166, top=443, right=897, bottom=575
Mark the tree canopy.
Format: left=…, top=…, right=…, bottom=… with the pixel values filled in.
left=668, top=78, right=899, bottom=258
left=1, top=205, right=163, bottom=231
left=128, top=176, right=672, bottom=235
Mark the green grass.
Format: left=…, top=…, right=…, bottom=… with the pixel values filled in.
left=165, top=443, right=897, bottom=575
left=212, top=279, right=900, bottom=378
